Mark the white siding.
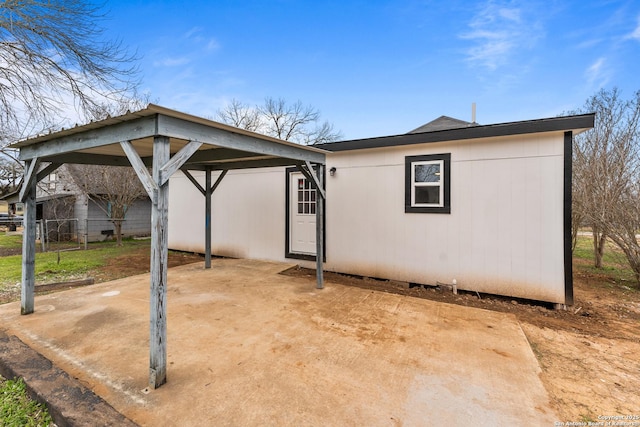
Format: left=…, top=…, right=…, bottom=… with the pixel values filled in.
left=169, top=168, right=287, bottom=260
left=85, top=199, right=151, bottom=242
left=168, top=131, right=567, bottom=303
left=325, top=132, right=565, bottom=302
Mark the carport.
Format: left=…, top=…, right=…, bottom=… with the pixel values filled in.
left=11, top=104, right=328, bottom=388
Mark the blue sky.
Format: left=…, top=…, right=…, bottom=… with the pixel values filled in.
left=104, top=0, right=640, bottom=140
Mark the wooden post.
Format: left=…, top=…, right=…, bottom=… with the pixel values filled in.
left=205, top=168, right=212, bottom=269
left=21, top=160, right=37, bottom=315
left=315, top=164, right=324, bottom=289
left=149, top=136, right=169, bottom=388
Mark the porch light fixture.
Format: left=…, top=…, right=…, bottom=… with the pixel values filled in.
left=329, top=167, right=337, bottom=176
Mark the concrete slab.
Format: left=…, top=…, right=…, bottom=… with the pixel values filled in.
left=0, top=259, right=556, bottom=426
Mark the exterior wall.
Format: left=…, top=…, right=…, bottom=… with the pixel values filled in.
left=168, top=131, right=567, bottom=303
left=325, top=132, right=565, bottom=303
left=168, top=168, right=286, bottom=259
left=85, top=199, right=151, bottom=242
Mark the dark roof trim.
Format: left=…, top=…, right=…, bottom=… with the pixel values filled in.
left=320, top=113, right=595, bottom=152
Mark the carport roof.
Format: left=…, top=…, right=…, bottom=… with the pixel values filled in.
left=11, top=103, right=327, bottom=170
left=14, top=104, right=329, bottom=390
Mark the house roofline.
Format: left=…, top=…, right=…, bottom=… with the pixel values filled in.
left=319, top=113, right=595, bottom=152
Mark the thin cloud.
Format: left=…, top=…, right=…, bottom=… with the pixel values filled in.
left=626, top=15, right=640, bottom=40
left=183, top=26, right=220, bottom=52
left=585, top=57, right=610, bottom=89
left=460, top=0, right=543, bottom=70
left=154, top=57, right=190, bottom=67
left=184, top=27, right=203, bottom=40
left=206, top=39, right=220, bottom=51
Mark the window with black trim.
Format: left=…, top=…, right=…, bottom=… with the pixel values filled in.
left=405, top=153, right=451, bottom=213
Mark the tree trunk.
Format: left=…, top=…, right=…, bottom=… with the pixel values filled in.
left=592, top=227, right=606, bottom=269
left=114, top=220, right=123, bottom=246
left=571, top=211, right=582, bottom=252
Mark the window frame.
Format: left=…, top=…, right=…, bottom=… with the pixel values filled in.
left=405, top=153, right=451, bottom=214
left=48, top=173, right=57, bottom=190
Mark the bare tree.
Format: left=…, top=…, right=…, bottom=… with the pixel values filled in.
left=0, top=0, right=139, bottom=140
left=0, top=154, right=19, bottom=195
left=69, top=165, right=148, bottom=246
left=607, top=180, right=640, bottom=283
left=83, top=91, right=151, bottom=123
left=216, top=99, right=262, bottom=132
left=572, top=88, right=640, bottom=283
left=217, top=97, right=342, bottom=145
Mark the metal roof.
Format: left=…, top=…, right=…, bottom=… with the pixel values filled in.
left=12, top=104, right=327, bottom=170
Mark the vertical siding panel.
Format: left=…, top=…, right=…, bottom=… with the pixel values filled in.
left=510, top=157, right=528, bottom=289
left=167, top=132, right=568, bottom=302
left=496, top=158, right=514, bottom=287
left=524, top=157, right=543, bottom=289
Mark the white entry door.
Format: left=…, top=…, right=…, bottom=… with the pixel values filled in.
left=289, top=172, right=316, bottom=255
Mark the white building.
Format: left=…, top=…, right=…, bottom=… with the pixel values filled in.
left=168, top=113, right=594, bottom=305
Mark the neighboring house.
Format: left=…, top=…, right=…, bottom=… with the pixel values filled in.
left=0, top=189, right=23, bottom=215
left=7, top=164, right=151, bottom=242
left=167, top=113, right=594, bottom=305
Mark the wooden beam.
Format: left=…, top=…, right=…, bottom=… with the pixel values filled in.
left=19, top=158, right=40, bottom=202
left=182, top=170, right=205, bottom=196
left=21, top=160, right=38, bottom=314
left=297, top=161, right=326, bottom=200
left=120, top=140, right=158, bottom=201
left=207, top=169, right=227, bottom=268
left=159, top=140, right=203, bottom=186
left=156, top=114, right=326, bottom=164
left=205, top=169, right=212, bottom=269
left=35, top=162, right=62, bottom=183
left=18, top=115, right=157, bottom=161
left=202, top=157, right=303, bottom=171
left=211, top=169, right=228, bottom=193
left=181, top=168, right=227, bottom=269
left=315, top=164, right=325, bottom=289
left=149, top=136, right=170, bottom=389
left=181, top=147, right=265, bottom=164
left=295, top=162, right=313, bottom=182
left=43, top=152, right=143, bottom=167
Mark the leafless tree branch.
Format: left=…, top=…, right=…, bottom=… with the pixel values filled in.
left=0, top=0, right=140, bottom=142
left=571, top=88, right=640, bottom=284
left=217, top=97, right=342, bottom=145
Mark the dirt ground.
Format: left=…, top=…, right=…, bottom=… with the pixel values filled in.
left=0, top=247, right=203, bottom=304
left=283, top=264, right=640, bottom=423
left=2, top=243, right=638, bottom=422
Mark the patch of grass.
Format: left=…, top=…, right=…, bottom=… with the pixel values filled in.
left=573, top=236, right=638, bottom=288
left=528, top=341, right=546, bottom=370
left=0, top=239, right=150, bottom=288
left=0, top=376, right=52, bottom=426
left=0, top=234, right=21, bottom=249
left=580, top=413, right=596, bottom=423
left=574, top=235, right=629, bottom=265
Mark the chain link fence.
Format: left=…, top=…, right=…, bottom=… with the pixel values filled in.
left=43, top=218, right=80, bottom=252
left=4, top=216, right=149, bottom=252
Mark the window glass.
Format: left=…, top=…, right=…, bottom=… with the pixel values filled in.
left=295, top=177, right=318, bottom=215
left=414, top=164, right=440, bottom=183
left=405, top=154, right=451, bottom=214
left=415, top=186, right=440, bottom=204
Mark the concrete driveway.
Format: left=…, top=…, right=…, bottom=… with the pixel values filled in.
left=0, top=259, right=556, bottom=426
